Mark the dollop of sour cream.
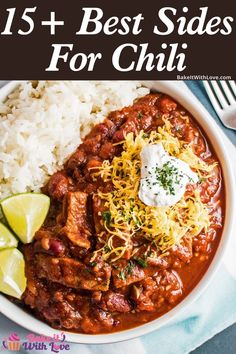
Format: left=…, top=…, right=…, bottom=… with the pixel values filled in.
left=138, top=143, right=198, bottom=207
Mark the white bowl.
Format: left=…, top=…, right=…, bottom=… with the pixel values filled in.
left=0, top=80, right=235, bottom=344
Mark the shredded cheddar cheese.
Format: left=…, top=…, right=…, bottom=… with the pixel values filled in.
left=95, top=120, right=216, bottom=262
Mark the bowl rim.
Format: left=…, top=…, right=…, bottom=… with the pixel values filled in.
left=0, top=80, right=235, bottom=344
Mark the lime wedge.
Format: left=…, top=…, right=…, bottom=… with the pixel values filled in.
left=1, top=193, right=50, bottom=244
left=0, top=248, right=26, bottom=299
left=0, top=222, right=18, bottom=249
left=0, top=211, right=8, bottom=226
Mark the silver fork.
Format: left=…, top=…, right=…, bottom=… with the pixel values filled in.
left=203, top=80, right=236, bottom=130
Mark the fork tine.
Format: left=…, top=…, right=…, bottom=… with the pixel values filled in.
left=220, top=81, right=236, bottom=105
left=229, top=81, right=236, bottom=97
left=203, top=81, right=222, bottom=116
left=211, top=81, right=228, bottom=109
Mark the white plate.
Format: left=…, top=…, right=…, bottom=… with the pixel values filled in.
left=0, top=80, right=235, bottom=344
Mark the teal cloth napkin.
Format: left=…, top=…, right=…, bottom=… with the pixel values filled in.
left=186, top=81, right=236, bottom=146
left=0, top=81, right=236, bottom=354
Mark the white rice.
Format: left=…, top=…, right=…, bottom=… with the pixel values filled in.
left=0, top=81, right=150, bottom=199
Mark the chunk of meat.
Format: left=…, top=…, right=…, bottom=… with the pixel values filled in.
left=112, top=260, right=145, bottom=288
left=131, top=270, right=183, bottom=312
left=85, top=121, right=113, bottom=141
left=24, top=285, right=83, bottom=330
left=66, top=148, right=87, bottom=172
left=23, top=244, right=39, bottom=306
left=40, top=290, right=82, bottom=330
left=155, top=270, right=183, bottom=305
left=107, top=110, right=127, bottom=126
left=132, top=244, right=169, bottom=269
left=112, top=104, right=157, bottom=142
left=47, top=172, right=70, bottom=201
left=193, top=228, right=216, bottom=254
left=154, top=237, right=193, bottom=269
left=83, top=135, right=102, bottom=154
left=147, top=256, right=169, bottom=269
left=35, top=254, right=111, bottom=291
left=92, top=194, right=106, bottom=234
left=99, top=142, right=116, bottom=160
left=199, top=166, right=221, bottom=203
left=100, top=291, right=131, bottom=313
left=130, top=277, right=157, bottom=312
left=112, top=119, right=138, bottom=142
left=170, top=237, right=193, bottom=267
left=61, top=191, right=91, bottom=248
left=84, top=157, right=103, bottom=177
left=134, top=93, right=160, bottom=107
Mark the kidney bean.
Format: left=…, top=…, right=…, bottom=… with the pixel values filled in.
left=99, top=142, right=115, bottom=159
left=66, top=149, right=87, bottom=172
left=49, top=239, right=65, bottom=255
left=48, top=172, right=70, bottom=201
left=34, top=239, right=65, bottom=256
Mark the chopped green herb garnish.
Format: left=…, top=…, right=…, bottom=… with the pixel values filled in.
left=89, top=262, right=97, bottom=267
left=198, top=176, right=206, bottom=183
left=102, top=211, right=112, bottom=225
left=84, top=268, right=93, bottom=274
left=153, top=161, right=180, bottom=195
left=175, top=125, right=182, bottom=133
left=137, top=112, right=143, bottom=119
left=118, top=271, right=126, bottom=281
left=104, top=245, right=111, bottom=253
left=125, top=260, right=135, bottom=275
left=135, top=258, right=148, bottom=268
